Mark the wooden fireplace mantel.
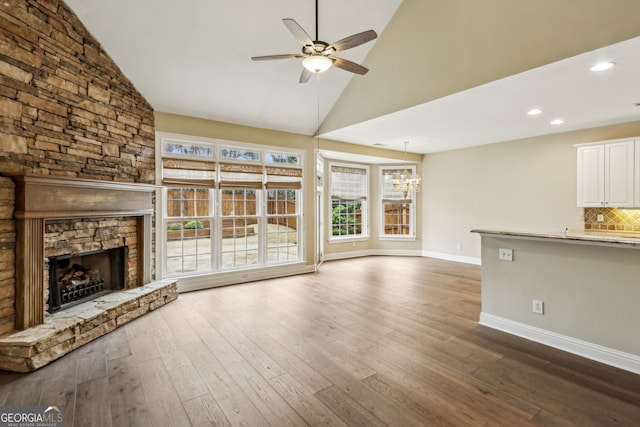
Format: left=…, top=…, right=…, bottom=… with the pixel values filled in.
left=12, top=174, right=156, bottom=219
left=9, top=174, right=157, bottom=329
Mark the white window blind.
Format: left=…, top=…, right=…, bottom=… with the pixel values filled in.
left=266, top=166, right=302, bottom=189
left=162, top=158, right=216, bottom=186
left=330, top=165, right=367, bottom=200
left=382, top=168, right=414, bottom=202
left=218, top=163, right=264, bottom=189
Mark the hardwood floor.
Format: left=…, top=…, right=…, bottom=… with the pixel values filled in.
left=1, top=256, right=639, bottom=426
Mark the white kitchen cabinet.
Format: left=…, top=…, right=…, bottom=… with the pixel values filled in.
left=576, top=140, right=634, bottom=207
left=577, top=144, right=604, bottom=207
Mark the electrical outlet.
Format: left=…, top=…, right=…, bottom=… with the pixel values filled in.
left=499, top=248, right=513, bottom=261
left=597, top=214, right=604, bottom=222
left=533, top=299, right=544, bottom=314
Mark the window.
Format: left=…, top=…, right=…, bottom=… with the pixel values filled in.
left=165, top=188, right=213, bottom=275
left=158, top=133, right=303, bottom=278
left=381, top=167, right=416, bottom=239
left=162, top=157, right=216, bottom=276
left=220, top=189, right=260, bottom=269
left=220, top=147, right=260, bottom=162
left=218, top=162, right=263, bottom=269
left=163, top=139, right=214, bottom=159
left=329, top=163, right=368, bottom=240
left=265, top=152, right=301, bottom=166
left=265, top=166, right=302, bottom=263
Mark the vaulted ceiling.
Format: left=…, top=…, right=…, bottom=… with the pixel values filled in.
left=65, top=0, right=640, bottom=155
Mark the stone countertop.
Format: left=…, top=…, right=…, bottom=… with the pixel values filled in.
left=471, top=229, right=640, bottom=247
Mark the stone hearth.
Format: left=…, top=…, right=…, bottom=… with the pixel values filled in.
left=0, top=174, right=180, bottom=372
left=0, top=279, right=177, bottom=372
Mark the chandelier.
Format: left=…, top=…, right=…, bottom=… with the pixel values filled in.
left=392, top=141, right=421, bottom=198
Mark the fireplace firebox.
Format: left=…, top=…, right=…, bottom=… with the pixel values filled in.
left=47, top=247, right=126, bottom=312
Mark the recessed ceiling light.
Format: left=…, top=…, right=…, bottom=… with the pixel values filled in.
left=550, top=119, right=564, bottom=125
left=527, top=108, right=543, bottom=115
left=590, top=62, right=615, bottom=71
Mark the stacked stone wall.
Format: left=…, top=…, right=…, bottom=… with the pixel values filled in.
left=0, top=0, right=155, bottom=332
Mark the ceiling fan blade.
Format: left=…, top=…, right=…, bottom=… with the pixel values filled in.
left=283, top=18, right=314, bottom=50
left=251, top=54, right=302, bottom=61
left=332, top=57, right=369, bottom=75
left=299, top=68, right=312, bottom=84
left=327, top=30, right=377, bottom=53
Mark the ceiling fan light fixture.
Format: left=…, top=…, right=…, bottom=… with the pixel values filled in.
left=302, top=54, right=333, bottom=73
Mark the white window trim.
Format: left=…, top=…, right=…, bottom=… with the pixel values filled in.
left=162, top=186, right=217, bottom=278
left=379, top=165, right=417, bottom=241
left=155, top=132, right=305, bottom=280
left=328, top=161, right=369, bottom=242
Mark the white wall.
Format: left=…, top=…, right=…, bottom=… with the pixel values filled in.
left=423, top=121, right=640, bottom=262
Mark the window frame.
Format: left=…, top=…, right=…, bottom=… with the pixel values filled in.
left=157, top=132, right=304, bottom=279
left=379, top=165, right=417, bottom=240
left=265, top=188, right=301, bottom=264
left=328, top=162, right=369, bottom=242
left=163, top=186, right=216, bottom=276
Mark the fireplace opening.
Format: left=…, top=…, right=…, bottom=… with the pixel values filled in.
left=47, top=246, right=126, bottom=313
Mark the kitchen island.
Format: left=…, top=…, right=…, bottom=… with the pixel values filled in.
left=472, top=229, right=640, bottom=374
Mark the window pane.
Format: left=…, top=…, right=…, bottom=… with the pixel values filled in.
left=220, top=217, right=259, bottom=269
left=266, top=190, right=297, bottom=215
left=166, top=188, right=210, bottom=217
left=382, top=169, right=414, bottom=200
left=266, top=225, right=298, bottom=262
left=165, top=218, right=212, bottom=275
left=265, top=189, right=299, bottom=264
left=164, top=187, right=214, bottom=277
left=221, top=189, right=258, bottom=217
left=164, top=140, right=214, bottom=158
left=331, top=200, right=363, bottom=237
left=220, top=147, right=260, bottom=161
left=265, top=152, right=300, bottom=166
left=383, top=202, right=411, bottom=235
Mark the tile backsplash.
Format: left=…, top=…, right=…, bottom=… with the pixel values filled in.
left=584, top=208, right=640, bottom=231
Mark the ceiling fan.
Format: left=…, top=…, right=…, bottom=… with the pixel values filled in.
left=251, top=0, right=378, bottom=83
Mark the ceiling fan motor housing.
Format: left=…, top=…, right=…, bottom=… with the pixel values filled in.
left=303, top=41, right=329, bottom=55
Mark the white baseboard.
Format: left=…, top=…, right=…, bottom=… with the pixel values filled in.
left=323, top=249, right=375, bottom=261
left=423, top=251, right=481, bottom=265
left=324, top=250, right=479, bottom=264
left=177, top=263, right=317, bottom=292
left=323, top=249, right=423, bottom=261
left=480, top=312, right=640, bottom=375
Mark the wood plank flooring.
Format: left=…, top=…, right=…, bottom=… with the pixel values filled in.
left=1, top=256, right=639, bottom=426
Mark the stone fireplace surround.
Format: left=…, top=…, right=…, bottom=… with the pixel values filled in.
left=0, top=174, right=178, bottom=372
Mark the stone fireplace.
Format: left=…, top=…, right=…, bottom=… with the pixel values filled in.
left=0, top=174, right=178, bottom=372
left=13, top=174, right=154, bottom=329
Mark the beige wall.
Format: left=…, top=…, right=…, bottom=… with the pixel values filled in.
left=480, top=235, right=640, bottom=357
left=423, top=120, right=640, bottom=261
